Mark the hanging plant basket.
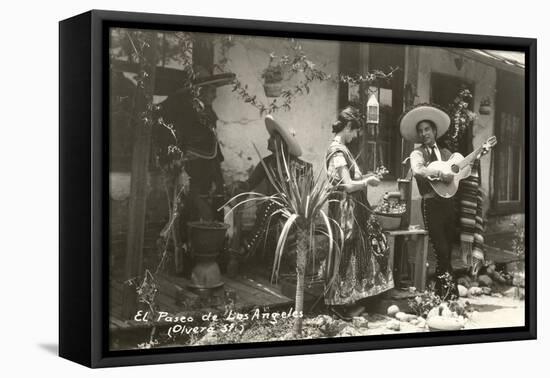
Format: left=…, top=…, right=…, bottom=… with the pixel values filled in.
left=479, top=104, right=492, bottom=115
left=263, top=81, right=283, bottom=97
left=261, top=63, right=284, bottom=97
left=479, top=97, right=492, bottom=115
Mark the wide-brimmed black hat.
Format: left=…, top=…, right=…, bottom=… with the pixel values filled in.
left=192, top=66, right=235, bottom=87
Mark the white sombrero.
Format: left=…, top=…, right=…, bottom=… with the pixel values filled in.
left=399, top=105, right=450, bottom=143
left=265, top=115, right=302, bottom=157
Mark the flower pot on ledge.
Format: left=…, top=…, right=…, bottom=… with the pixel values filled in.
left=263, top=82, right=283, bottom=97
left=375, top=212, right=403, bottom=231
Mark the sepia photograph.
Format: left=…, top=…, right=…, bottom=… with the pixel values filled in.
left=107, top=26, right=527, bottom=351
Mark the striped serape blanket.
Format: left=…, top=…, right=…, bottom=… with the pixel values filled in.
left=458, top=159, right=485, bottom=274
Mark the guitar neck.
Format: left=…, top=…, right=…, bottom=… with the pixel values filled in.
left=457, top=145, right=485, bottom=170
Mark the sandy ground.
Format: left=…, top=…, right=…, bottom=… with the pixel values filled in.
left=357, top=294, right=525, bottom=336
left=357, top=294, right=524, bottom=337
left=461, top=295, right=525, bottom=329
left=122, top=292, right=525, bottom=349
left=185, top=293, right=526, bottom=346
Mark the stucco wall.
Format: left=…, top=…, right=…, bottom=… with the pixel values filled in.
left=109, top=36, right=342, bottom=255
left=212, top=38, right=399, bottom=210
left=110, top=39, right=522, bottom=238
left=418, top=46, right=497, bottom=202
left=356, top=46, right=502, bottom=225
left=212, top=36, right=340, bottom=184
left=408, top=46, right=498, bottom=227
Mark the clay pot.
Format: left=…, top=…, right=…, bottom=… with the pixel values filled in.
left=263, top=82, right=283, bottom=97
left=187, top=221, right=229, bottom=292
left=479, top=105, right=492, bottom=115
left=376, top=212, right=403, bottom=230
left=187, top=221, right=229, bottom=257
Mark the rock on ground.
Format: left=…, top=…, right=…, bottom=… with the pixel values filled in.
left=387, top=305, right=400, bottom=317
left=386, top=319, right=401, bottom=331
left=468, top=287, right=483, bottom=296
left=478, top=275, right=493, bottom=287
left=352, top=316, right=369, bottom=328
left=458, top=284, right=468, bottom=297
left=395, top=312, right=417, bottom=322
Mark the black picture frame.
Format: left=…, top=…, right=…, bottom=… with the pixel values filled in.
left=59, top=9, right=537, bottom=368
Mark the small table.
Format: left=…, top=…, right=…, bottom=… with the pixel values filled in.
left=385, top=229, right=429, bottom=292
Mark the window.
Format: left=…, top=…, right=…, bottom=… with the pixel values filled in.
left=493, top=70, right=525, bottom=214
left=430, top=72, right=475, bottom=155
left=430, top=72, right=474, bottom=113
left=339, top=43, right=405, bottom=178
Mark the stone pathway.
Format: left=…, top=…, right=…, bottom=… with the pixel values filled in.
left=325, top=293, right=524, bottom=338
left=462, top=295, right=524, bottom=329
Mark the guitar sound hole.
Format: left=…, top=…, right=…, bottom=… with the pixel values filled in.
left=451, top=165, right=459, bottom=173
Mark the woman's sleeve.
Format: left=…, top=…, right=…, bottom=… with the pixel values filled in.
left=327, top=152, right=348, bottom=181
left=410, top=150, right=426, bottom=176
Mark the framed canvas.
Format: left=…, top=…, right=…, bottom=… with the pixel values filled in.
left=59, top=9, right=537, bottom=368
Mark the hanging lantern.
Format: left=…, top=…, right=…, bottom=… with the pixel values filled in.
left=366, top=94, right=379, bottom=124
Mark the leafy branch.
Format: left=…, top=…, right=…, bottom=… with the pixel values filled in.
left=338, top=66, right=399, bottom=87
left=224, top=37, right=398, bottom=115
left=441, top=88, right=477, bottom=151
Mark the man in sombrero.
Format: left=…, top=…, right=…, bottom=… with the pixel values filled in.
left=156, top=67, right=236, bottom=222
left=229, top=115, right=311, bottom=267
left=400, top=104, right=458, bottom=297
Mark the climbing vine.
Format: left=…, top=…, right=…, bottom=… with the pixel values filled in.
left=214, top=36, right=397, bottom=115
left=440, top=88, right=477, bottom=152
left=110, top=29, right=399, bottom=349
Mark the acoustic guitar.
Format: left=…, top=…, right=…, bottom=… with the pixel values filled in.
left=427, top=136, right=497, bottom=198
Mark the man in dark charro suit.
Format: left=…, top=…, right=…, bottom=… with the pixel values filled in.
left=229, top=116, right=311, bottom=269
left=400, top=104, right=458, bottom=298
left=157, top=69, right=236, bottom=223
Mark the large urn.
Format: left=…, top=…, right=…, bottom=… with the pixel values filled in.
left=187, top=221, right=229, bottom=294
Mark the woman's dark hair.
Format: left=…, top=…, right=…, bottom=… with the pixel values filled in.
left=332, top=106, right=362, bottom=134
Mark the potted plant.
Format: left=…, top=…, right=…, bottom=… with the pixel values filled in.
left=187, top=221, right=229, bottom=257
left=186, top=220, right=229, bottom=292
left=262, top=54, right=285, bottom=97
left=186, top=191, right=230, bottom=293
left=374, top=197, right=407, bottom=230
left=479, top=97, right=492, bottom=115
left=223, top=145, right=340, bottom=337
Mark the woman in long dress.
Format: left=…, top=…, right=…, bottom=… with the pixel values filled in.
left=324, top=106, right=394, bottom=319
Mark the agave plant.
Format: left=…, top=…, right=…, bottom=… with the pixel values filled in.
left=222, top=143, right=343, bottom=337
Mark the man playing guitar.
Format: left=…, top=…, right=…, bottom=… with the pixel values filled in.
left=399, top=104, right=457, bottom=298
